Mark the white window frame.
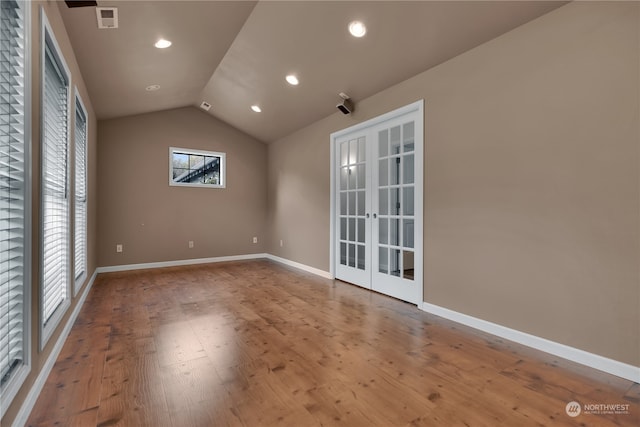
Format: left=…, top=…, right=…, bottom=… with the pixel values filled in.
left=169, top=147, right=226, bottom=189
left=0, top=0, right=32, bottom=418
left=40, top=8, right=72, bottom=349
left=73, top=90, right=87, bottom=295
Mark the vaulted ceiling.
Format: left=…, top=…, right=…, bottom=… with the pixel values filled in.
left=60, top=1, right=564, bottom=143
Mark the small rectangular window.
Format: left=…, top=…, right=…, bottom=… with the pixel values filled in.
left=169, top=147, right=226, bottom=188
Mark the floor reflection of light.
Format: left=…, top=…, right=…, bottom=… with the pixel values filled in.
left=188, top=313, right=239, bottom=370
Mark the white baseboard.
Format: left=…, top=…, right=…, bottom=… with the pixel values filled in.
left=265, top=254, right=333, bottom=279
left=96, top=252, right=334, bottom=280
left=96, top=253, right=269, bottom=273
left=421, top=302, right=640, bottom=383
left=12, top=270, right=98, bottom=427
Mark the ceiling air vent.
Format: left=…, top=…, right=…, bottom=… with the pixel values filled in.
left=96, top=7, right=118, bottom=29
left=200, top=101, right=212, bottom=111
left=64, top=1, right=97, bottom=8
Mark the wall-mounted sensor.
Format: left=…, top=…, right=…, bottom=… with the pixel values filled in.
left=337, top=92, right=354, bottom=115
left=337, top=99, right=354, bottom=114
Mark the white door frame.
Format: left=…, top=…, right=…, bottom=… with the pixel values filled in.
left=330, top=99, right=424, bottom=304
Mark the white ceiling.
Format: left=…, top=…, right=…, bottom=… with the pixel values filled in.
left=60, top=1, right=565, bottom=143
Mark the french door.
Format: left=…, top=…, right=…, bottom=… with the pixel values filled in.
left=335, top=132, right=371, bottom=286
left=332, top=101, right=423, bottom=305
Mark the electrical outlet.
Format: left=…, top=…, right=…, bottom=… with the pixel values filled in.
left=280, top=240, right=283, bottom=247
left=116, top=244, right=123, bottom=253
left=188, top=241, right=194, bottom=248
left=252, top=237, right=258, bottom=244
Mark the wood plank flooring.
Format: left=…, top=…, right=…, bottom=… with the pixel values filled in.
left=26, top=260, right=638, bottom=426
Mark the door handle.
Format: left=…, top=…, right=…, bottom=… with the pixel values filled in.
left=366, top=213, right=370, bottom=218
left=373, top=213, right=377, bottom=219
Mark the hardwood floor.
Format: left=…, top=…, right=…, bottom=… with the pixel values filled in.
left=26, top=260, right=638, bottom=427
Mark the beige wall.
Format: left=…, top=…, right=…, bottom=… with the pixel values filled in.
left=267, top=1, right=639, bottom=366
left=268, top=117, right=334, bottom=268
left=97, top=107, right=268, bottom=267
left=2, top=1, right=99, bottom=426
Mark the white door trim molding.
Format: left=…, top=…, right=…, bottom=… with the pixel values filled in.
left=330, top=100, right=424, bottom=304
left=330, top=100, right=425, bottom=141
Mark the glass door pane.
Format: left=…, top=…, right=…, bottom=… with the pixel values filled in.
left=375, top=121, right=415, bottom=281
left=338, top=136, right=368, bottom=277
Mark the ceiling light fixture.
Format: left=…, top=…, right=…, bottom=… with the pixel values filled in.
left=348, top=21, right=366, bottom=38
left=251, top=105, right=262, bottom=113
left=154, top=39, right=172, bottom=49
left=145, top=84, right=160, bottom=91
left=285, top=74, right=299, bottom=86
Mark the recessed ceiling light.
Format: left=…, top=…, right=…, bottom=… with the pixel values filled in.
left=145, top=84, right=160, bottom=91
left=251, top=105, right=262, bottom=113
left=348, top=21, right=366, bottom=38
left=154, top=39, right=172, bottom=49
left=285, top=74, right=299, bottom=86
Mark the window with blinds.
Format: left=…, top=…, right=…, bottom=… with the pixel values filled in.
left=74, top=95, right=87, bottom=290
left=41, top=15, right=70, bottom=344
left=0, top=0, right=30, bottom=410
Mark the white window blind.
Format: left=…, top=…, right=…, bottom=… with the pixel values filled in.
left=0, top=0, right=27, bottom=391
left=42, top=38, right=69, bottom=327
left=74, top=97, right=87, bottom=285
